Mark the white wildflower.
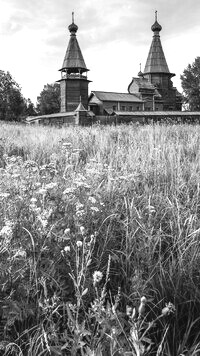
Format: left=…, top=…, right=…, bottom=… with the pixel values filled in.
left=162, top=302, right=175, bottom=316
left=76, top=210, right=85, bottom=217
left=35, top=182, right=41, bottom=188
left=0, top=225, right=13, bottom=237
left=76, top=240, right=83, bottom=248
left=37, top=188, right=47, bottom=195
left=93, top=271, right=103, bottom=286
left=88, top=196, right=96, bottom=204
left=40, top=219, right=48, bottom=228
left=64, top=228, right=70, bottom=235
left=64, top=246, right=71, bottom=253
left=63, top=187, right=76, bottom=195
left=45, top=182, right=58, bottom=190
left=12, top=173, right=20, bottom=179
left=80, top=226, right=85, bottom=234
left=90, top=206, right=99, bottom=212
left=76, top=202, right=84, bottom=210
left=138, top=296, right=147, bottom=318
left=13, top=249, right=26, bottom=259
left=30, top=197, right=37, bottom=204
left=0, top=193, right=10, bottom=199
left=62, top=142, right=72, bottom=148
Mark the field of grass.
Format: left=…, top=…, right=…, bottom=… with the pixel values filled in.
left=0, top=122, right=200, bottom=355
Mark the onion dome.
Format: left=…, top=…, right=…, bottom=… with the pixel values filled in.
left=68, top=22, right=78, bottom=34
left=151, top=11, right=162, bottom=33
left=151, top=20, right=162, bottom=33
left=68, top=12, right=78, bottom=35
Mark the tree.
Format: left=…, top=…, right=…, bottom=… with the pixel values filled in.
left=25, top=98, right=37, bottom=117
left=36, top=83, right=60, bottom=115
left=180, top=57, right=200, bottom=111
left=0, top=71, right=27, bottom=121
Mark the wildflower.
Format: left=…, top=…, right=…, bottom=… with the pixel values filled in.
left=24, top=160, right=37, bottom=168
left=76, top=202, right=84, bottom=210
left=126, top=305, right=133, bottom=317
left=76, top=210, right=85, bottom=217
left=62, top=142, right=72, bottom=148
left=12, top=173, right=20, bottom=179
left=35, top=182, right=41, bottom=188
left=30, top=197, right=37, bottom=204
left=90, top=206, right=99, bottom=212
left=63, top=187, right=76, bottom=195
left=88, top=196, right=96, bottom=204
left=93, top=271, right=103, bottom=286
left=87, top=234, right=94, bottom=246
left=9, top=156, right=17, bottom=163
left=0, top=193, right=10, bottom=199
left=37, top=188, right=47, bottom=195
left=80, top=226, right=85, bottom=235
left=138, top=296, right=147, bottom=318
left=40, top=219, right=48, bottom=228
left=162, top=302, right=175, bottom=316
left=89, top=158, right=98, bottom=163
left=0, top=225, right=12, bottom=237
left=76, top=240, right=83, bottom=248
left=64, top=228, right=70, bottom=235
left=75, top=181, right=90, bottom=188
left=64, top=246, right=71, bottom=253
left=13, top=249, right=26, bottom=259
left=45, top=182, right=58, bottom=190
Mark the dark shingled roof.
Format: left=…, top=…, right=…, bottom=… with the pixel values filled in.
left=60, top=23, right=88, bottom=73
left=129, top=77, right=156, bottom=90
left=144, top=35, right=170, bottom=74
left=91, top=91, right=143, bottom=103
left=144, top=17, right=171, bottom=74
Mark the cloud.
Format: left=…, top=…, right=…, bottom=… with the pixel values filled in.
left=0, top=0, right=200, bottom=102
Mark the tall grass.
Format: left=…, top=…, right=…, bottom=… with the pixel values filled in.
left=0, top=122, right=200, bottom=355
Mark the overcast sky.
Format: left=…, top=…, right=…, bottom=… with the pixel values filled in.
left=1, top=0, right=200, bottom=104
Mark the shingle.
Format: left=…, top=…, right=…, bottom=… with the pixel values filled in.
left=92, top=91, right=143, bottom=102
left=60, top=32, right=88, bottom=72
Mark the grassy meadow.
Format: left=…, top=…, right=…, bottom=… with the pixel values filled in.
left=0, top=122, right=200, bottom=355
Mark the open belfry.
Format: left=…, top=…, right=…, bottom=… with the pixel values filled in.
left=58, top=13, right=90, bottom=112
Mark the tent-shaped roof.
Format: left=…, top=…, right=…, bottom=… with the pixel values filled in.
left=144, top=15, right=174, bottom=75
left=59, top=19, right=88, bottom=73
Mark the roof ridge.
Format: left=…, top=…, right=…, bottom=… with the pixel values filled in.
left=93, top=90, right=140, bottom=95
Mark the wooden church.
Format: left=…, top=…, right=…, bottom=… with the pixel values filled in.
left=28, top=12, right=200, bottom=126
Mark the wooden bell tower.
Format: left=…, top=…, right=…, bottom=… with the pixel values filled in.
left=58, top=13, right=90, bottom=112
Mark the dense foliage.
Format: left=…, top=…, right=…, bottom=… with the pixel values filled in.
left=0, top=71, right=31, bottom=121
left=0, top=123, right=200, bottom=355
left=36, top=82, right=60, bottom=115
left=181, top=57, right=200, bottom=110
